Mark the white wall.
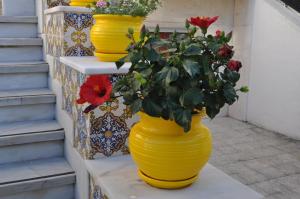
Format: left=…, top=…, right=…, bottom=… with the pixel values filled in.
left=147, top=0, right=235, bottom=33
left=231, top=0, right=300, bottom=139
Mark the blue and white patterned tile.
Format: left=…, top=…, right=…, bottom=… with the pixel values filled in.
left=46, top=0, right=70, bottom=8
left=64, top=12, right=94, bottom=56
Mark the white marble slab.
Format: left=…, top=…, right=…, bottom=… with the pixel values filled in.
left=44, top=6, right=92, bottom=15
left=60, top=56, right=131, bottom=75
left=85, top=155, right=263, bottom=199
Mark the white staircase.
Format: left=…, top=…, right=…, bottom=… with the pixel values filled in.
left=0, top=1, right=75, bottom=199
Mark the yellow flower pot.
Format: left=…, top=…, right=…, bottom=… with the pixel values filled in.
left=129, top=112, right=212, bottom=189
left=69, top=0, right=95, bottom=7
left=90, top=14, right=144, bottom=62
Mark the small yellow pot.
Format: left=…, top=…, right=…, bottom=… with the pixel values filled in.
left=129, top=112, right=212, bottom=189
left=90, top=14, right=144, bottom=62
left=69, top=0, right=95, bottom=7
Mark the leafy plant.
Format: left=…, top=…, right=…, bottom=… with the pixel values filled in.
left=90, top=0, right=161, bottom=17
left=113, top=17, right=248, bottom=132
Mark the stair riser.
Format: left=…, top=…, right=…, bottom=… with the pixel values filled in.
left=0, top=47, right=43, bottom=62
left=0, top=104, right=55, bottom=123
left=0, top=140, right=64, bottom=164
left=0, top=23, right=37, bottom=38
left=1, top=185, right=74, bottom=199
left=0, top=73, right=48, bottom=91
left=2, top=0, right=36, bottom=16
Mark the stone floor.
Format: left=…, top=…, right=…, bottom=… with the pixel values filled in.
left=204, top=117, right=300, bottom=199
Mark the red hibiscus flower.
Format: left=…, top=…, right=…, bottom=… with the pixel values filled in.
left=188, top=16, right=219, bottom=32
left=218, top=44, right=234, bottom=58
left=77, top=75, right=112, bottom=107
left=227, top=60, right=242, bottom=72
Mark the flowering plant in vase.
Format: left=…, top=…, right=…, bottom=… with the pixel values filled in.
left=89, top=0, right=161, bottom=62
left=114, top=16, right=248, bottom=131
left=77, top=16, right=249, bottom=189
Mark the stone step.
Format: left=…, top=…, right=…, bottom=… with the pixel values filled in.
left=0, top=62, right=48, bottom=73
left=0, top=120, right=64, bottom=164
left=0, top=38, right=43, bottom=62
left=0, top=62, right=49, bottom=91
left=0, top=185, right=74, bottom=199
left=0, top=89, right=56, bottom=124
left=0, top=89, right=55, bottom=107
left=0, top=157, right=75, bottom=198
left=0, top=16, right=38, bottom=38
left=0, top=16, right=38, bottom=23
left=0, top=38, right=43, bottom=46
left=2, top=0, right=36, bottom=16
left=0, top=120, right=62, bottom=137
left=0, top=129, right=64, bottom=147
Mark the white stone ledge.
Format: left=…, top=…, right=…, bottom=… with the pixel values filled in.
left=85, top=155, right=263, bottom=199
left=44, top=6, right=92, bottom=15
left=60, top=56, right=130, bottom=75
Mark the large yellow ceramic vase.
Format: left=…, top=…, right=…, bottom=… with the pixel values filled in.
left=90, top=15, right=144, bottom=62
left=69, top=0, right=95, bottom=7
left=129, top=111, right=212, bottom=189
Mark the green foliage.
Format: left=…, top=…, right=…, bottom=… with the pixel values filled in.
left=90, top=0, right=161, bottom=17
left=113, top=22, right=247, bottom=132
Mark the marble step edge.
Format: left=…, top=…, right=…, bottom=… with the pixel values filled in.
left=0, top=120, right=62, bottom=137
left=0, top=16, right=38, bottom=23
left=0, top=62, right=49, bottom=73
left=0, top=38, right=43, bottom=46
left=0, top=158, right=75, bottom=196
left=0, top=89, right=55, bottom=107
left=0, top=130, right=65, bottom=147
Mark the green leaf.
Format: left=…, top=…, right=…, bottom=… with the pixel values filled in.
left=202, top=55, right=210, bottom=75
left=165, top=67, right=179, bottom=85
left=144, top=48, right=160, bottom=62
left=180, top=88, right=204, bottom=107
left=182, top=59, right=200, bottom=77
left=128, top=51, right=142, bottom=64
left=223, top=84, right=237, bottom=105
left=184, top=44, right=202, bottom=56
left=206, top=106, right=220, bottom=119
left=134, top=72, right=147, bottom=85
left=155, top=66, right=179, bottom=85
left=142, top=98, right=162, bottom=117
left=174, top=108, right=192, bottom=132
left=130, top=98, right=142, bottom=114
left=140, top=68, right=152, bottom=77
left=116, top=56, right=127, bottom=69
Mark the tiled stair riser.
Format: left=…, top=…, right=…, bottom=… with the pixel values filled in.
left=45, top=11, right=94, bottom=57
left=50, top=59, right=137, bottom=160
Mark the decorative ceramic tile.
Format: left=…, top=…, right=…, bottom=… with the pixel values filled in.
left=64, top=13, right=94, bottom=56
left=45, top=13, right=65, bottom=57
left=90, top=177, right=109, bottom=199
left=45, top=11, right=94, bottom=57
left=46, top=0, right=70, bottom=8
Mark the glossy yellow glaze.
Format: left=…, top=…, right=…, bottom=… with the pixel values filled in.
left=69, top=0, right=95, bottom=7
left=129, top=112, right=212, bottom=189
left=90, top=15, right=144, bottom=62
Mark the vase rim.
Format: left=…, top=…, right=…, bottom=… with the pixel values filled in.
left=93, top=14, right=145, bottom=21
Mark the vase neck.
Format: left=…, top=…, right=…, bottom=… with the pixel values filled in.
left=138, top=112, right=203, bottom=135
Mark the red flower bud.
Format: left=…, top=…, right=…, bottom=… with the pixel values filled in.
left=218, top=44, right=234, bottom=58
left=215, top=30, right=222, bottom=38
left=227, top=60, right=242, bottom=72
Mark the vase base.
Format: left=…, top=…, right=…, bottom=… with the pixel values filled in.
left=94, top=52, right=127, bottom=62
left=138, top=170, right=198, bottom=189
